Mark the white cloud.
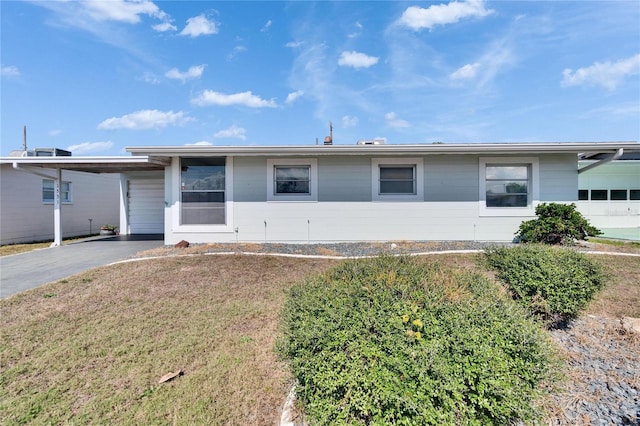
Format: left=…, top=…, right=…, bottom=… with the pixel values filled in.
left=342, top=115, right=359, bottom=127
left=165, top=65, right=206, bottom=82
left=191, top=90, right=277, bottom=108
left=97, top=109, right=191, bottom=130
left=348, top=21, right=363, bottom=38
left=180, top=14, right=218, bottom=37
left=338, top=51, right=379, bottom=69
left=285, top=90, right=304, bottom=104
left=397, top=0, right=494, bottom=31
left=66, top=141, right=114, bottom=154
left=385, top=112, right=410, bottom=128
left=48, top=129, right=63, bottom=136
left=153, top=21, right=177, bottom=32
left=140, top=71, right=160, bottom=84
left=261, top=20, right=272, bottom=32
left=285, top=41, right=304, bottom=48
left=82, top=0, right=168, bottom=24
left=186, top=141, right=213, bottom=146
left=214, top=125, right=247, bottom=141
left=227, top=45, right=247, bottom=61
left=561, top=54, right=640, bottom=91
left=451, top=62, right=480, bottom=80
left=1, top=65, right=20, bottom=78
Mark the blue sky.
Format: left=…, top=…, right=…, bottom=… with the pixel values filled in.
left=1, top=0, right=639, bottom=156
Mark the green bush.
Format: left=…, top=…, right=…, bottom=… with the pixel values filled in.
left=515, top=203, right=601, bottom=245
left=279, top=256, right=553, bottom=425
left=483, top=245, right=607, bottom=323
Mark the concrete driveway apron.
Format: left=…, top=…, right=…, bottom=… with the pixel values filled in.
left=0, top=235, right=164, bottom=299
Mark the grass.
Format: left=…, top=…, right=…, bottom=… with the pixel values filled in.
left=0, top=251, right=637, bottom=425
left=0, top=235, right=98, bottom=257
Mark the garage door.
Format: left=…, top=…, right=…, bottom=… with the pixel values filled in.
left=128, top=177, right=164, bottom=234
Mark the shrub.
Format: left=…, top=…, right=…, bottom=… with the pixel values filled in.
left=515, top=203, right=601, bottom=245
left=279, top=256, right=553, bottom=425
left=483, top=245, right=607, bottom=324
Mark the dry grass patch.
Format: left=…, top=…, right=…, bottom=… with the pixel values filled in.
left=586, top=255, right=640, bottom=318
left=0, top=255, right=337, bottom=425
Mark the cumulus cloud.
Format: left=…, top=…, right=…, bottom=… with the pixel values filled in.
left=385, top=112, right=410, bottom=128
left=214, top=125, right=247, bottom=140
left=285, top=90, right=304, bottom=104
left=450, top=62, right=480, bottom=80
left=82, top=0, right=168, bottom=24
left=561, top=54, right=640, bottom=91
left=97, top=109, right=191, bottom=130
left=191, top=90, right=277, bottom=108
left=1, top=65, right=20, bottom=78
left=338, top=51, right=379, bottom=69
left=227, top=45, right=247, bottom=61
left=165, top=64, right=206, bottom=82
left=180, top=14, right=218, bottom=37
left=153, top=21, right=177, bottom=32
left=342, top=115, right=359, bottom=127
left=397, top=0, right=494, bottom=31
left=66, top=141, right=114, bottom=154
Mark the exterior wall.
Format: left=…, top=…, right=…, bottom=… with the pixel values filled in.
left=576, top=160, right=640, bottom=228
left=161, top=153, right=579, bottom=244
left=0, top=164, right=120, bottom=244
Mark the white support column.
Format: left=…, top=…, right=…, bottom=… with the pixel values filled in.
left=51, top=167, right=62, bottom=247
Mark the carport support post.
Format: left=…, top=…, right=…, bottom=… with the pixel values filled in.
left=52, top=167, right=62, bottom=247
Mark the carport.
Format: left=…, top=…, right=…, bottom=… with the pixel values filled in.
left=1, top=155, right=171, bottom=246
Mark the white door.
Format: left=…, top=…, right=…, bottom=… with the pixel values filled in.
left=128, top=177, right=164, bottom=234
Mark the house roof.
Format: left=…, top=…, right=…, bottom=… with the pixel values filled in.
left=127, top=141, right=640, bottom=157
left=0, top=155, right=170, bottom=173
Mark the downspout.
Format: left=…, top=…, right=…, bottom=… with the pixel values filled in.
left=578, top=148, right=624, bottom=174
left=12, top=163, right=63, bottom=247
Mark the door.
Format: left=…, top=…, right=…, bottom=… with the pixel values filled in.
left=127, top=176, right=164, bottom=234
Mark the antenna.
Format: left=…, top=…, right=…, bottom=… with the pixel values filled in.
left=323, top=121, right=333, bottom=145
left=23, top=125, right=27, bottom=151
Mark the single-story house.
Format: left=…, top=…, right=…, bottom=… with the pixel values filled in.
left=2, top=141, right=638, bottom=245
left=576, top=152, right=640, bottom=231
left=0, top=149, right=121, bottom=245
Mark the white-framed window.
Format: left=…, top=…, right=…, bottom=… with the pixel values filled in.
left=180, top=157, right=226, bottom=225
left=42, top=179, right=72, bottom=203
left=372, top=158, right=424, bottom=201
left=479, top=157, right=539, bottom=216
left=267, top=159, right=318, bottom=201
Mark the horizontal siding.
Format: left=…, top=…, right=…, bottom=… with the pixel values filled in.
left=1, top=165, right=119, bottom=244
left=233, top=157, right=266, bottom=202
left=539, top=154, right=578, bottom=201
left=425, top=155, right=478, bottom=201
left=318, top=156, right=371, bottom=201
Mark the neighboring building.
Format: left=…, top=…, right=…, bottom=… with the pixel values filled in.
left=577, top=152, right=640, bottom=231
left=3, top=142, right=638, bottom=245
left=0, top=149, right=120, bottom=245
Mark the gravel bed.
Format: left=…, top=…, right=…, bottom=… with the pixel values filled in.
left=547, top=316, right=640, bottom=425
left=198, top=240, right=515, bottom=257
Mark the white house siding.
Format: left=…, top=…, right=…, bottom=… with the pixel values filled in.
left=160, top=153, right=580, bottom=244
left=0, top=164, right=119, bottom=244
left=577, top=160, right=640, bottom=228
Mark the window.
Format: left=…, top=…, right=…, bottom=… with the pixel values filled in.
left=610, top=189, right=627, bottom=201
left=590, top=189, right=608, bottom=201
left=631, top=190, right=640, bottom=201
left=485, top=165, right=529, bottom=207
left=180, top=157, right=226, bottom=225
left=42, top=179, right=71, bottom=203
left=372, top=158, right=423, bottom=201
left=274, top=166, right=311, bottom=195
left=578, top=189, right=589, bottom=200
left=479, top=157, right=539, bottom=216
left=267, top=159, right=318, bottom=201
left=379, top=165, right=416, bottom=195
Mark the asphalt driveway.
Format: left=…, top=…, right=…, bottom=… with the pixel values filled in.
left=0, top=235, right=164, bottom=299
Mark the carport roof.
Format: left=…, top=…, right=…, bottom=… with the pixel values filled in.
left=0, top=155, right=170, bottom=173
